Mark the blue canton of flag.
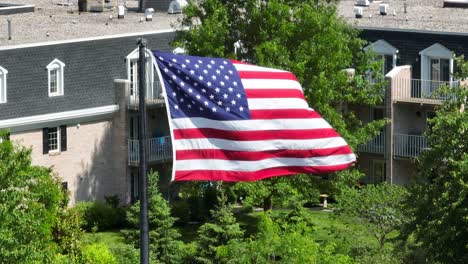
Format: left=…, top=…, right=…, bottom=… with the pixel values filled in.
left=153, top=51, right=251, bottom=121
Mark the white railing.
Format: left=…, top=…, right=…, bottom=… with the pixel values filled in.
left=393, top=134, right=428, bottom=158
left=128, top=136, right=172, bottom=164
left=357, top=132, right=385, bottom=154
left=128, top=81, right=164, bottom=109
left=392, top=79, right=459, bottom=102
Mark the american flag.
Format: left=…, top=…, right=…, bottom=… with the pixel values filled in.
left=152, top=50, right=356, bottom=181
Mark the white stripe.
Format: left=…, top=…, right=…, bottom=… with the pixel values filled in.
left=172, top=117, right=332, bottom=131
left=241, top=79, right=302, bottom=90
left=176, top=154, right=356, bottom=171
left=233, top=63, right=288, bottom=73
left=175, top=137, right=348, bottom=151
left=248, top=98, right=308, bottom=110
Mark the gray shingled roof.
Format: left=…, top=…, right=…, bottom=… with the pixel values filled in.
left=338, top=0, right=468, bottom=34
left=0, top=0, right=180, bottom=47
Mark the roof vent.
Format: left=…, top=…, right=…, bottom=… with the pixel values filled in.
left=354, top=6, right=363, bottom=18
left=443, top=0, right=468, bottom=8
left=356, top=0, right=370, bottom=7
left=168, top=0, right=188, bottom=14
left=379, top=4, right=389, bottom=15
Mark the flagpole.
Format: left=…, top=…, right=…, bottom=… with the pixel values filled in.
left=137, top=38, right=150, bottom=264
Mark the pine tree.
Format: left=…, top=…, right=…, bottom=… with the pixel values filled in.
left=195, top=187, right=244, bottom=263
left=123, top=171, right=184, bottom=263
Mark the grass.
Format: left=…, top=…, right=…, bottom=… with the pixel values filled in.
left=82, top=230, right=127, bottom=247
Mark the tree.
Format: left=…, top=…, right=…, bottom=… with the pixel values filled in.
left=402, top=57, right=468, bottom=264
left=0, top=131, right=64, bottom=263
left=173, top=0, right=387, bottom=206
left=336, top=183, right=408, bottom=250
left=195, top=187, right=244, bottom=263
left=123, top=171, right=185, bottom=263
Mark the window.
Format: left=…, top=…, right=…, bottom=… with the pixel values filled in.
left=46, top=59, right=65, bottom=97
left=126, top=48, right=154, bottom=99
left=419, top=44, right=453, bottom=97
left=43, top=125, right=67, bottom=154
left=367, top=160, right=386, bottom=184
left=0, top=66, right=7, bottom=103
left=364, top=40, right=398, bottom=75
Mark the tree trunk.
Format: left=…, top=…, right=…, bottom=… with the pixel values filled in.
left=263, top=196, right=273, bottom=211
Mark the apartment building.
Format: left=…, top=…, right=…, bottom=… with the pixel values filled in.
left=0, top=0, right=177, bottom=205
left=338, top=0, right=468, bottom=185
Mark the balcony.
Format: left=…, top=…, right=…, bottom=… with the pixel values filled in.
left=392, top=79, right=459, bottom=104
left=128, top=136, right=172, bottom=165
left=357, top=132, right=385, bottom=154
left=393, top=134, right=429, bottom=158
left=128, top=81, right=165, bottom=110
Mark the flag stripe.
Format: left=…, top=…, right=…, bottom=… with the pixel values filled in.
left=241, top=79, right=302, bottom=90
left=174, top=137, right=348, bottom=151
left=174, top=164, right=354, bottom=181
left=238, top=71, right=298, bottom=81
left=245, top=89, right=305, bottom=99
left=176, top=154, right=356, bottom=171
left=173, top=128, right=340, bottom=141
left=172, top=117, right=332, bottom=130
left=176, top=147, right=353, bottom=161
left=250, top=109, right=321, bottom=119
left=247, top=98, right=308, bottom=110
left=231, top=62, right=288, bottom=72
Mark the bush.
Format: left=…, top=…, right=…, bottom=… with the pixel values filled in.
left=81, top=243, right=117, bottom=264
left=108, top=244, right=139, bottom=264
left=73, top=200, right=126, bottom=231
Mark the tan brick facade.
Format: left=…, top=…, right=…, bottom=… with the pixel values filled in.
left=11, top=117, right=129, bottom=205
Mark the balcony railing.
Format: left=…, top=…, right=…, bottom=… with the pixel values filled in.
left=393, top=134, right=429, bottom=158
left=128, top=81, right=165, bottom=109
left=128, top=136, right=172, bottom=164
left=392, top=79, right=459, bottom=103
left=357, top=132, right=385, bottom=154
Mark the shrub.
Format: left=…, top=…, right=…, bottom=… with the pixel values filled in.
left=73, top=200, right=126, bottom=231
left=108, top=244, right=139, bottom=264
left=81, top=243, right=117, bottom=264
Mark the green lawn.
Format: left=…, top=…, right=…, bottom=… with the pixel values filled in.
left=82, top=230, right=127, bottom=247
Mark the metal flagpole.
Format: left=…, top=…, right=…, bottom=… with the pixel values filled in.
left=137, top=38, right=149, bottom=264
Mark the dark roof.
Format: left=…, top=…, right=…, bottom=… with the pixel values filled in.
left=338, top=0, right=468, bottom=34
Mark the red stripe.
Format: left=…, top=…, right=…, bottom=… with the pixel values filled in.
left=176, top=147, right=353, bottom=160
left=230, top=60, right=250, bottom=65
left=173, top=128, right=339, bottom=141
left=245, top=89, right=305, bottom=99
left=238, top=71, right=298, bottom=81
left=250, top=109, right=322, bottom=119
left=174, top=163, right=354, bottom=181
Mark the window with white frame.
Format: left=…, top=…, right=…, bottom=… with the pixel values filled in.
left=46, top=59, right=65, bottom=97
left=419, top=43, right=454, bottom=97
left=0, top=66, right=7, bottom=103
left=43, top=125, right=67, bottom=154
left=364, top=40, right=398, bottom=75
left=126, top=48, right=154, bottom=99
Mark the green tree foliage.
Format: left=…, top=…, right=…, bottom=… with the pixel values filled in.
left=336, top=183, right=408, bottom=250
left=123, top=171, right=184, bottom=263
left=173, top=0, right=387, bottom=206
left=217, top=213, right=354, bottom=263
left=0, top=131, right=64, bottom=263
left=402, top=59, right=468, bottom=264
left=195, top=188, right=244, bottom=263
